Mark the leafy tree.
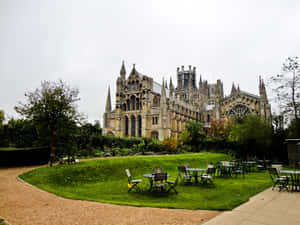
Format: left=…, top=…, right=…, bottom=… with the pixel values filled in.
left=286, top=118, right=300, bottom=138
left=162, top=138, right=178, bottom=152
left=0, top=110, right=4, bottom=126
left=15, top=80, right=83, bottom=166
left=270, top=57, right=300, bottom=122
left=0, top=110, right=5, bottom=147
left=228, top=115, right=272, bottom=159
left=7, top=118, right=38, bottom=147
left=180, top=121, right=206, bottom=151
left=208, top=119, right=232, bottom=139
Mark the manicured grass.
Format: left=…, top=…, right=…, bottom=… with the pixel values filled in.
left=20, top=153, right=272, bottom=210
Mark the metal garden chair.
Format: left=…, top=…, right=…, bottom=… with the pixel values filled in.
left=178, top=165, right=193, bottom=184
left=201, top=167, right=216, bottom=185
left=125, top=169, right=142, bottom=192
left=268, top=167, right=289, bottom=191
left=167, top=176, right=179, bottom=194
left=152, top=172, right=168, bottom=192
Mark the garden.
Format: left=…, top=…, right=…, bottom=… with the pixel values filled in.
left=19, top=153, right=272, bottom=210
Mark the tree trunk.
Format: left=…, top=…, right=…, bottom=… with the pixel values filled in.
left=48, top=132, right=56, bottom=167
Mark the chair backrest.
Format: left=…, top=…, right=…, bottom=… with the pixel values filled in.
left=268, top=167, right=279, bottom=176
left=207, top=167, right=216, bottom=175
left=173, top=176, right=179, bottom=186
left=178, top=165, right=186, bottom=173
left=125, top=169, right=131, bottom=178
left=154, top=172, right=167, bottom=182
left=152, top=168, right=164, bottom=174
left=271, top=164, right=282, bottom=172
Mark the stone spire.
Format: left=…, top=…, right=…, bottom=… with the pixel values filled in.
left=130, top=64, right=137, bottom=76
left=199, top=74, right=202, bottom=88
left=120, top=60, right=126, bottom=79
left=105, top=86, right=111, bottom=112
left=259, top=76, right=268, bottom=102
left=161, top=79, right=167, bottom=103
left=231, top=82, right=237, bottom=95
left=237, top=84, right=240, bottom=93
left=169, top=76, right=174, bottom=90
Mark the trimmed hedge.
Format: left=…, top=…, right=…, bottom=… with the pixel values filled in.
left=0, top=146, right=50, bottom=167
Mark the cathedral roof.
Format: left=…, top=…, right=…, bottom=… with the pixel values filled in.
left=153, top=81, right=170, bottom=98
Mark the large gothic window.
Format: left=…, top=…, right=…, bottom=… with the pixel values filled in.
left=130, top=96, right=136, bottom=111
left=228, top=104, right=250, bottom=117
left=131, top=115, right=136, bottom=137
left=124, top=116, right=129, bottom=136
left=126, top=99, right=130, bottom=111
left=138, top=115, right=142, bottom=137
left=136, top=98, right=140, bottom=110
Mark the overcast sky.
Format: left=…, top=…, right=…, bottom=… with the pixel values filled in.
left=1, top=0, right=300, bottom=124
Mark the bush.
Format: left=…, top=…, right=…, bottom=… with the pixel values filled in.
left=0, top=146, right=50, bottom=167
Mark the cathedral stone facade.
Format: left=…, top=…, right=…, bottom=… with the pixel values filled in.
left=103, top=62, right=271, bottom=140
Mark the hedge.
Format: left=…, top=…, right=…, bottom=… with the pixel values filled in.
left=0, top=146, right=50, bottom=167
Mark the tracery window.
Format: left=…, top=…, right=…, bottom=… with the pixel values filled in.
left=228, top=104, right=250, bottom=117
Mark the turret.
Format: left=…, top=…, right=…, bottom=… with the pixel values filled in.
left=105, top=86, right=112, bottom=112
left=259, top=76, right=268, bottom=103
left=120, top=60, right=126, bottom=80
left=199, top=74, right=202, bottom=88
left=231, top=82, right=237, bottom=95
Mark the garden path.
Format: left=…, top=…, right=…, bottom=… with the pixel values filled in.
left=0, top=165, right=220, bottom=225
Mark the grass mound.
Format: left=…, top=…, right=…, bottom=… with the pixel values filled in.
left=20, top=153, right=271, bottom=210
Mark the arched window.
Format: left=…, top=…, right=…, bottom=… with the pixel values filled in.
left=138, top=115, right=142, bottom=137
left=125, top=116, right=129, bottom=136
left=153, top=95, right=160, bottom=107
left=131, top=115, right=136, bottom=137
left=131, top=96, right=136, bottom=111
left=122, top=103, right=126, bottom=111
left=228, top=104, right=250, bottom=117
left=151, top=131, right=159, bottom=139
left=126, top=99, right=130, bottom=111
left=136, top=98, right=140, bottom=110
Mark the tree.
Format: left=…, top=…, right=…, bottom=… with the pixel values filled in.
left=15, top=80, right=83, bottom=166
left=228, top=115, right=272, bottom=159
left=270, top=57, right=300, bottom=121
left=180, top=121, right=206, bottom=151
left=7, top=118, right=38, bottom=147
left=208, top=119, right=232, bottom=139
left=0, top=110, right=4, bottom=126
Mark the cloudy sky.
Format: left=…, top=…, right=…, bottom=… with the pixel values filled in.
left=1, top=0, right=300, bottom=123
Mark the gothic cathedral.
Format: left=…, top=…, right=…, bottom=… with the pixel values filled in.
left=103, top=62, right=271, bottom=140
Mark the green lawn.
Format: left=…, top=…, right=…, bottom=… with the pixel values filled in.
left=19, top=153, right=272, bottom=210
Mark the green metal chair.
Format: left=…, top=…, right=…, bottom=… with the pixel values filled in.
left=178, top=165, right=193, bottom=184
left=201, top=167, right=216, bottom=185
left=167, top=176, right=179, bottom=194
left=152, top=172, right=168, bottom=192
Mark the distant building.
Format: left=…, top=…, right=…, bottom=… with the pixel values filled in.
left=103, top=62, right=271, bottom=140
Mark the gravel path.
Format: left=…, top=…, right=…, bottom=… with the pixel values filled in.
left=0, top=166, right=220, bottom=225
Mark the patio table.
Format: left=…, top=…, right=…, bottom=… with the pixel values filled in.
left=185, top=168, right=206, bottom=183
left=242, top=161, right=257, bottom=172
left=280, top=170, right=300, bottom=192
left=143, top=173, right=170, bottom=191
left=218, top=164, right=234, bottom=176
